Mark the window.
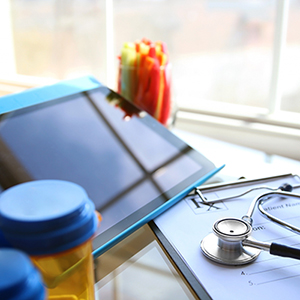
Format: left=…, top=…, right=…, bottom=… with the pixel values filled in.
left=1, top=0, right=300, bottom=160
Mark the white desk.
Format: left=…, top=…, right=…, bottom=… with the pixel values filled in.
left=172, top=128, right=300, bottom=182
left=94, top=129, right=300, bottom=300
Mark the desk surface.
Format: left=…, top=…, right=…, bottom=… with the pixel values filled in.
left=94, top=224, right=197, bottom=299
left=93, top=128, right=300, bottom=299
left=173, top=128, right=300, bottom=182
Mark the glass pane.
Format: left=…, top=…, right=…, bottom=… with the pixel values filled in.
left=281, top=0, right=300, bottom=114
left=113, top=0, right=276, bottom=109
left=10, top=0, right=107, bottom=81
left=0, top=1, right=16, bottom=75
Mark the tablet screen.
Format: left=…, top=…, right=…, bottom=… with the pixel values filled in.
left=0, top=85, right=215, bottom=253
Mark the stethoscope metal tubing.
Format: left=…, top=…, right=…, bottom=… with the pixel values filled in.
left=242, top=189, right=299, bottom=225
left=257, top=192, right=300, bottom=235
left=242, top=239, right=270, bottom=252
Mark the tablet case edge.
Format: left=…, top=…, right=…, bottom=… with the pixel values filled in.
left=0, top=75, right=102, bottom=114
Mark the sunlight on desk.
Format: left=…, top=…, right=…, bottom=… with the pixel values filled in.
left=172, top=128, right=300, bottom=182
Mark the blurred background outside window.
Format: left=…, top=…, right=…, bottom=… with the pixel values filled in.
left=0, top=0, right=299, bottom=158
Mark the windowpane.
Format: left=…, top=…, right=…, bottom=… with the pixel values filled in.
left=8, top=0, right=298, bottom=115
left=281, top=0, right=300, bottom=114
left=10, top=0, right=107, bottom=81
left=113, top=0, right=276, bottom=109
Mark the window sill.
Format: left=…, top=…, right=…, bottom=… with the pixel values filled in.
left=174, top=110, right=300, bottom=161
left=0, top=74, right=57, bottom=96
left=178, top=100, right=300, bottom=130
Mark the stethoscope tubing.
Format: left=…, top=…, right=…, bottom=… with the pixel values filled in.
left=257, top=191, right=300, bottom=235
left=242, top=189, right=299, bottom=225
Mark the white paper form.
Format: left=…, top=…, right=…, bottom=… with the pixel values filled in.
left=154, top=175, right=300, bottom=300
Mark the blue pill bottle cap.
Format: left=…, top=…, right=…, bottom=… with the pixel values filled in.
left=0, top=249, right=46, bottom=300
left=0, top=180, right=99, bottom=255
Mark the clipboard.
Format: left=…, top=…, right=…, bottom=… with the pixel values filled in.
left=151, top=173, right=300, bottom=300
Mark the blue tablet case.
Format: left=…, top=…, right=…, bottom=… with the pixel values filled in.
left=0, top=76, right=102, bottom=114
left=0, top=75, right=224, bottom=256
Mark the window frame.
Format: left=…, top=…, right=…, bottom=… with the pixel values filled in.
left=174, top=0, right=300, bottom=161
left=0, top=0, right=299, bottom=161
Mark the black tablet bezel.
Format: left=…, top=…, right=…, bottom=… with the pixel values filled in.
left=0, top=84, right=218, bottom=256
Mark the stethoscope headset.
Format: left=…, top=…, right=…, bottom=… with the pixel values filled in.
left=197, top=183, right=300, bottom=266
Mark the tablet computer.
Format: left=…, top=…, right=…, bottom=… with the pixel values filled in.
left=0, top=76, right=223, bottom=256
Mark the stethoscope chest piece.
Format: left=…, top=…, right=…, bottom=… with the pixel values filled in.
left=201, top=218, right=261, bottom=265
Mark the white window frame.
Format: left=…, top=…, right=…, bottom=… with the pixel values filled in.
left=174, top=0, right=300, bottom=161
left=1, top=0, right=299, bottom=161
left=0, top=0, right=16, bottom=76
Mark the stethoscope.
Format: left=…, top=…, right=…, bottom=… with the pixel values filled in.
left=199, top=183, right=300, bottom=266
